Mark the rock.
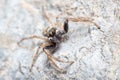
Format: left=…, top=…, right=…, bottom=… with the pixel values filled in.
left=0, top=0, right=120, bottom=80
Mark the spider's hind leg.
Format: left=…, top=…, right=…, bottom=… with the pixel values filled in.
left=43, top=43, right=73, bottom=73
left=43, top=48, right=66, bottom=73
left=30, top=44, right=42, bottom=72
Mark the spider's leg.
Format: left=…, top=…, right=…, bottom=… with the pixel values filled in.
left=43, top=48, right=66, bottom=73
left=42, top=2, right=55, bottom=27
left=43, top=42, right=73, bottom=64
left=44, top=47, right=74, bottom=64
left=63, top=19, right=69, bottom=33
left=55, top=12, right=64, bottom=29
left=55, top=18, right=69, bottom=35
left=68, top=17, right=101, bottom=29
left=17, top=35, right=48, bottom=48
left=30, top=44, right=42, bottom=72
left=55, top=10, right=69, bottom=30
left=56, top=11, right=65, bottom=20
left=56, top=19, right=63, bottom=29
left=48, top=56, right=66, bottom=73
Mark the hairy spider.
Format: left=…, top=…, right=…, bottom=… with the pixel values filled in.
left=18, top=19, right=74, bottom=73
left=18, top=3, right=101, bottom=73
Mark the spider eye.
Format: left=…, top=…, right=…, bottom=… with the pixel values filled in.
left=49, top=37, right=53, bottom=41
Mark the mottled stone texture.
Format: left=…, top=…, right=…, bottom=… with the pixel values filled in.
left=0, top=0, right=120, bottom=80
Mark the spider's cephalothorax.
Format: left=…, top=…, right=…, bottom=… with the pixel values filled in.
left=43, top=19, right=69, bottom=44
left=43, top=27, right=56, bottom=37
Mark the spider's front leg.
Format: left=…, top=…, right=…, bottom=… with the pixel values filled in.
left=42, top=2, right=55, bottom=27
left=17, top=35, right=48, bottom=48
left=67, top=17, right=101, bottom=29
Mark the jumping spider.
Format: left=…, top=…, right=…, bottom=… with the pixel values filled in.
left=18, top=4, right=101, bottom=73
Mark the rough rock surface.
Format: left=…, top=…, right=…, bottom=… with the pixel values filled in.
left=0, top=0, right=120, bottom=80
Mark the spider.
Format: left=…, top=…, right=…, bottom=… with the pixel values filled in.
left=17, top=3, right=101, bottom=73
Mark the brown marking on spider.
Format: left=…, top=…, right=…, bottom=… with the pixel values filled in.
left=17, top=2, right=101, bottom=73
